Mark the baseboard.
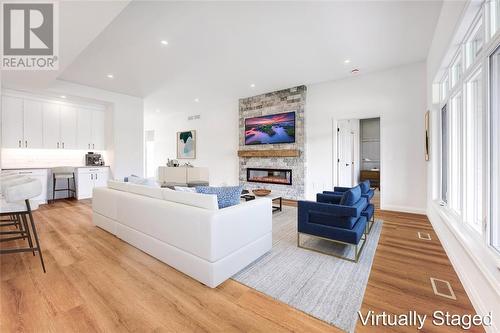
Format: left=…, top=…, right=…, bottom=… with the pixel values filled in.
left=381, top=204, right=427, bottom=215
left=427, top=203, right=500, bottom=333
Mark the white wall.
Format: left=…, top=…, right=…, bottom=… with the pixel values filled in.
left=306, top=62, right=427, bottom=213
left=144, top=98, right=239, bottom=186
left=426, top=2, right=500, bottom=332
left=47, top=80, right=144, bottom=180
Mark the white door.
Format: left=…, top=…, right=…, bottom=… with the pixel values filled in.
left=76, top=171, right=93, bottom=200
left=60, top=105, right=77, bottom=149
left=43, top=103, right=61, bottom=149
left=91, top=109, right=105, bottom=150
left=77, top=108, right=92, bottom=150
left=23, top=99, right=44, bottom=149
left=93, top=168, right=109, bottom=188
left=1, top=96, right=24, bottom=148
left=337, top=120, right=355, bottom=187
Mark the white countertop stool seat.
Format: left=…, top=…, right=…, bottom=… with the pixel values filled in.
left=0, top=177, right=46, bottom=273
left=51, top=166, right=76, bottom=203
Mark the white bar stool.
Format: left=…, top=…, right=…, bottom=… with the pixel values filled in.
left=0, top=177, right=46, bottom=272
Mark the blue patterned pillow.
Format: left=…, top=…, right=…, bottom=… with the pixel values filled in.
left=195, top=185, right=243, bottom=209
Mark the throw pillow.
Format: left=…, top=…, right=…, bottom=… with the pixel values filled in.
left=340, top=185, right=361, bottom=206
left=174, top=186, right=197, bottom=192
left=195, top=185, right=243, bottom=209
left=359, top=180, right=370, bottom=194
left=128, top=175, right=160, bottom=188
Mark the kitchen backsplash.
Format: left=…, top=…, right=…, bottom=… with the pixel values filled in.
left=1, top=149, right=107, bottom=169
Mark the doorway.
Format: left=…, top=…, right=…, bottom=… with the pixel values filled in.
left=336, top=117, right=380, bottom=191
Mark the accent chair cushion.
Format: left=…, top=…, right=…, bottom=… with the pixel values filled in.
left=340, top=185, right=361, bottom=206
left=359, top=180, right=370, bottom=194
left=196, top=185, right=243, bottom=209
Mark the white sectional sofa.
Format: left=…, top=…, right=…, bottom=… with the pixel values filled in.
left=92, top=181, right=272, bottom=288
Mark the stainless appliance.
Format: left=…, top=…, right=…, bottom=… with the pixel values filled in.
left=85, top=152, right=104, bottom=166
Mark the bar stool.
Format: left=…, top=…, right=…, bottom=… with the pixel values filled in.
left=51, top=167, right=76, bottom=203
left=0, top=177, right=46, bottom=272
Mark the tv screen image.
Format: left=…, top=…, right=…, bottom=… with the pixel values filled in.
left=245, top=112, right=296, bottom=145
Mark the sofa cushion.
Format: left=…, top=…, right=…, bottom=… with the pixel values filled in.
left=359, top=180, right=370, bottom=194
left=195, top=185, right=243, bottom=209
left=340, top=185, right=361, bottom=206
left=162, top=188, right=218, bottom=210
left=174, top=186, right=196, bottom=192
left=126, top=183, right=163, bottom=199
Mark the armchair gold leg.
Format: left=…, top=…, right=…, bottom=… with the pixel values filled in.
left=297, top=232, right=367, bottom=263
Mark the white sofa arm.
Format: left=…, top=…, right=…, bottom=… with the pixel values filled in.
left=208, top=198, right=272, bottom=262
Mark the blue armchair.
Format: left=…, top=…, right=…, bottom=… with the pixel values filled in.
left=298, top=187, right=368, bottom=262
left=322, top=180, right=375, bottom=233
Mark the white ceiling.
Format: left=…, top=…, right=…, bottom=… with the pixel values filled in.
left=3, top=1, right=443, bottom=114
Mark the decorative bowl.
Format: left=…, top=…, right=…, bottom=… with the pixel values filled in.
left=253, top=189, right=271, bottom=196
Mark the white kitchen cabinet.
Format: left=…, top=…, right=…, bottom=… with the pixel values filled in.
left=1, top=96, right=24, bottom=148
left=8, top=169, right=48, bottom=205
left=92, top=110, right=105, bottom=150
left=76, top=167, right=109, bottom=199
left=23, top=100, right=44, bottom=149
left=42, top=102, right=61, bottom=149
left=60, top=105, right=77, bottom=149
left=77, top=108, right=92, bottom=150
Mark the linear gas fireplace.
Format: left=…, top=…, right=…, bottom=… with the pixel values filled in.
left=247, top=168, right=292, bottom=185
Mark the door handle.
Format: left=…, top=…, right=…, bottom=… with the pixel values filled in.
left=91, top=174, right=93, bottom=180
left=25, top=140, right=27, bottom=148
left=88, top=143, right=90, bottom=149
left=346, top=163, right=349, bottom=166
left=95, top=173, right=98, bottom=180
left=57, top=142, right=59, bottom=148
left=93, top=143, right=95, bottom=149
left=18, top=140, right=21, bottom=148
left=62, top=142, right=65, bottom=149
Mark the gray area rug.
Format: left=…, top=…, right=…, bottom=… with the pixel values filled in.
left=232, top=206, right=383, bottom=333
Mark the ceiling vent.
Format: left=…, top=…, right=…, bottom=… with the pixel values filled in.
left=188, top=115, right=201, bottom=121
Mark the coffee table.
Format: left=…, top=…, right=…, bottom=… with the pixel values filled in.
left=241, top=192, right=282, bottom=213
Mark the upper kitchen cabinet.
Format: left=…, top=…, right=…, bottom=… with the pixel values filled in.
left=1, top=96, right=24, bottom=148
left=42, top=102, right=61, bottom=149
left=59, top=105, right=77, bottom=149
left=2, top=92, right=106, bottom=151
left=23, top=100, right=44, bottom=149
left=77, top=108, right=92, bottom=150
left=92, top=109, right=105, bottom=150
left=77, top=108, right=105, bottom=150
left=1, top=96, right=43, bottom=149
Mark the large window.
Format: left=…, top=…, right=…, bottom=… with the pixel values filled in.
left=491, top=46, right=500, bottom=251
left=441, top=105, right=448, bottom=203
left=437, top=1, right=500, bottom=254
left=449, top=93, right=463, bottom=216
left=464, top=69, right=484, bottom=232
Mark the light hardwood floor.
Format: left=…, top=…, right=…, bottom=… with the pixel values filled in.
left=0, top=195, right=483, bottom=332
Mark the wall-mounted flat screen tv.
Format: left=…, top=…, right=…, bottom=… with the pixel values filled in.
left=245, top=111, right=296, bottom=145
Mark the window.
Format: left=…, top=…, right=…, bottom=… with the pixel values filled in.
left=490, top=0, right=499, bottom=37
left=451, top=55, right=462, bottom=88
left=449, top=93, right=463, bottom=215
left=441, top=75, right=449, bottom=101
left=465, top=16, right=484, bottom=68
left=491, top=46, right=500, bottom=251
left=464, top=69, right=484, bottom=232
left=441, top=105, right=448, bottom=203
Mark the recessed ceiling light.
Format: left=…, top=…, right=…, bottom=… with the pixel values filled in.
left=351, top=68, right=360, bottom=74
left=250, top=83, right=256, bottom=88
left=194, top=98, right=200, bottom=103
left=106, top=74, right=114, bottom=79
left=60, top=95, right=66, bottom=99
left=344, top=59, right=351, bottom=64
left=161, top=40, right=168, bottom=45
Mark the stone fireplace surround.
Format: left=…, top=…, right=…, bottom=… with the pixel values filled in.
left=238, top=86, right=306, bottom=200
